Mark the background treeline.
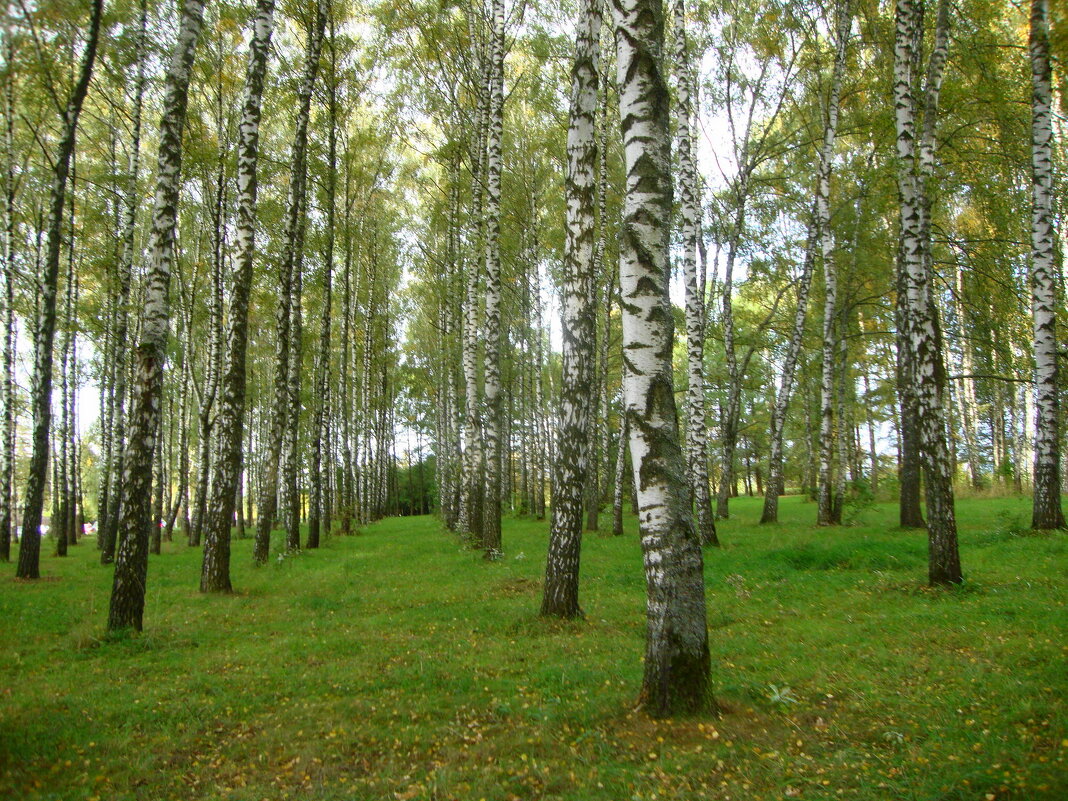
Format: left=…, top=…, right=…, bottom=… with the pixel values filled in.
left=0, top=0, right=1062, bottom=565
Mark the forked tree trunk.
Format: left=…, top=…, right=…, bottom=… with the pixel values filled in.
left=540, top=0, right=600, bottom=619
left=16, top=0, right=103, bottom=579
left=253, top=2, right=323, bottom=564
left=893, top=0, right=961, bottom=584
left=611, top=0, right=710, bottom=716
left=108, top=0, right=205, bottom=628
left=201, top=0, right=275, bottom=590
left=1028, top=0, right=1064, bottom=530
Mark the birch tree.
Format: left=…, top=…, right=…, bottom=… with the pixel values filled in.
left=893, top=0, right=961, bottom=585
left=815, top=0, right=851, bottom=526
left=711, top=1, right=801, bottom=520
left=308, top=2, right=338, bottom=550
left=108, top=0, right=206, bottom=628
left=480, top=0, right=506, bottom=557
left=1028, top=0, right=1064, bottom=530
left=673, top=0, right=716, bottom=546
left=540, top=0, right=600, bottom=619
left=99, top=0, right=147, bottom=565
left=201, top=0, right=276, bottom=592
left=760, top=213, right=816, bottom=523
left=253, top=3, right=326, bottom=564
left=0, top=23, right=17, bottom=562
left=611, top=0, right=710, bottom=716
left=457, top=10, right=488, bottom=544
left=15, top=0, right=102, bottom=579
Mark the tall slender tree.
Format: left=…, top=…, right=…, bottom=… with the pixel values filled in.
left=308, top=1, right=338, bottom=550
left=16, top=0, right=103, bottom=579
left=760, top=212, right=816, bottom=524
left=480, top=0, right=506, bottom=557
left=253, top=2, right=326, bottom=563
left=540, top=0, right=600, bottom=619
left=108, top=0, right=206, bottom=627
left=0, top=22, right=17, bottom=563
left=672, top=0, right=716, bottom=546
left=99, top=0, right=146, bottom=564
left=611, top=0, right=710, bottom=716
left=201, top=0, right=276, bottom=591
left=893, top=0, right=961, bottom=585
left=1028, top=0, right=1063, bottom=530
left=457, top=10, right=488, bottom=545
left=815, top=0, right=851, bottom=526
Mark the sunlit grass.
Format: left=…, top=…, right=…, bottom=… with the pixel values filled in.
left=1, top=494, right=1065, bottom=800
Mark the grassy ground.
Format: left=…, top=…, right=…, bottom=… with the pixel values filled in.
left=0, top=494, right=1065, bottom=801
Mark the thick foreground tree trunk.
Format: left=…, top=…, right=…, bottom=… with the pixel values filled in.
left=611, top=0, right=710, bottom=716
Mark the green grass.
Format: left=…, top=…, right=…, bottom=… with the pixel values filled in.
left=1, top=494, right=1065, bottom=800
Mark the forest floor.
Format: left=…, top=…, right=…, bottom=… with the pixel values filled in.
left=0, top=494, right=1065, bottom=801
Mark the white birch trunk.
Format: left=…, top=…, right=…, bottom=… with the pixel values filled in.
left=541, top=0, right=601, bottom=618
left=1028, top=0, right=1064, bottom=529
left=815, top=0, right=850, bottom=526
left=16, top=0, right=103, bottom=579
left=673, top=0, right=716, bottom=546
left=199, top=0, right=274, bottom=590
left=893, top=0, right=961, bottom=584
left=252, top=2, right=324, bottom=562
left=479, top=0, right=506, bottom=557
left=108, top=0, right=204, bottom=626
left=457, top=23, right=489, bottom=542
left=0, top=23, right=16, bottom=562
left=761, top=210, right=817, bottom=524
left=612, top=0, right=709, bottom=716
